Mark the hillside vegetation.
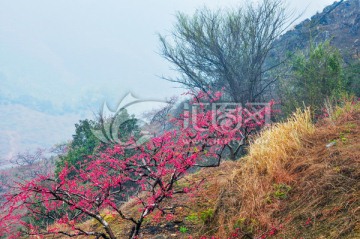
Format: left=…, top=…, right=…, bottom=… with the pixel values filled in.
left=2, top=1, right=360, bottom=238
left=55, top=100, right=360, bottom=239
left=157, top=101, right=359, bottom=238
left=211, top=102, right=360, bottom=238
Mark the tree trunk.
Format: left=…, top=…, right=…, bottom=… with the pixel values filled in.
left=129, top=223, right=142, bottom=239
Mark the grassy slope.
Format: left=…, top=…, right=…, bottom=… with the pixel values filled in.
left=146, top=103, right=359, bottom=238
left=53, top=102, right=360, bottom=238
left=211, top=105, right=360, bottom=239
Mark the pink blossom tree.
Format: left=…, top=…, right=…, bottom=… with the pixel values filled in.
left=0, top=91, right=273, bottom=239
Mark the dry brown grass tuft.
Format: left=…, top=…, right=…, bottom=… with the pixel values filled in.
left=245, top=108, right=314, bottom=175
left=211, top=109, right=315, bottom=237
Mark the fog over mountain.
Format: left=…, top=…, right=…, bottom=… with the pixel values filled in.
left=0, top=0, right=336, bottom=164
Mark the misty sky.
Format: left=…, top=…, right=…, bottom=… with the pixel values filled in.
left=0, top=0, right=336, bottom=162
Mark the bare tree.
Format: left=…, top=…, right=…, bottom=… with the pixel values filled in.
left=10, top=148, right=45, bottom=167
left=159, top=0, right=295, bottom=104
left=10, top=148, right=54, bottom=178
left=50, top=143, right=68, bottom=156
left=142, top=96, right=178, bottom=135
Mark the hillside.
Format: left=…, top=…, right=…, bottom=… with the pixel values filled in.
left=4, top=1, right=360, bottom=238
left=273, top=0, right=360, bottom=61
left=55, top=100, right=360, bottom=239
left=140, top=101, right=360, bottom=238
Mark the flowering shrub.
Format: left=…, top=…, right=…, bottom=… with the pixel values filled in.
left=0, top=91, right=273, bottom=239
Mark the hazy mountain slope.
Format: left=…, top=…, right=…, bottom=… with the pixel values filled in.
left=273, top=0, right=360, bottom=61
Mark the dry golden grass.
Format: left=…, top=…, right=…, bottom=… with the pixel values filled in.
left=245, top=108, right=315, bottom=175
left=210, top=102, right=360, bottom=238
left=211, top=109, right=315, bottom=237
